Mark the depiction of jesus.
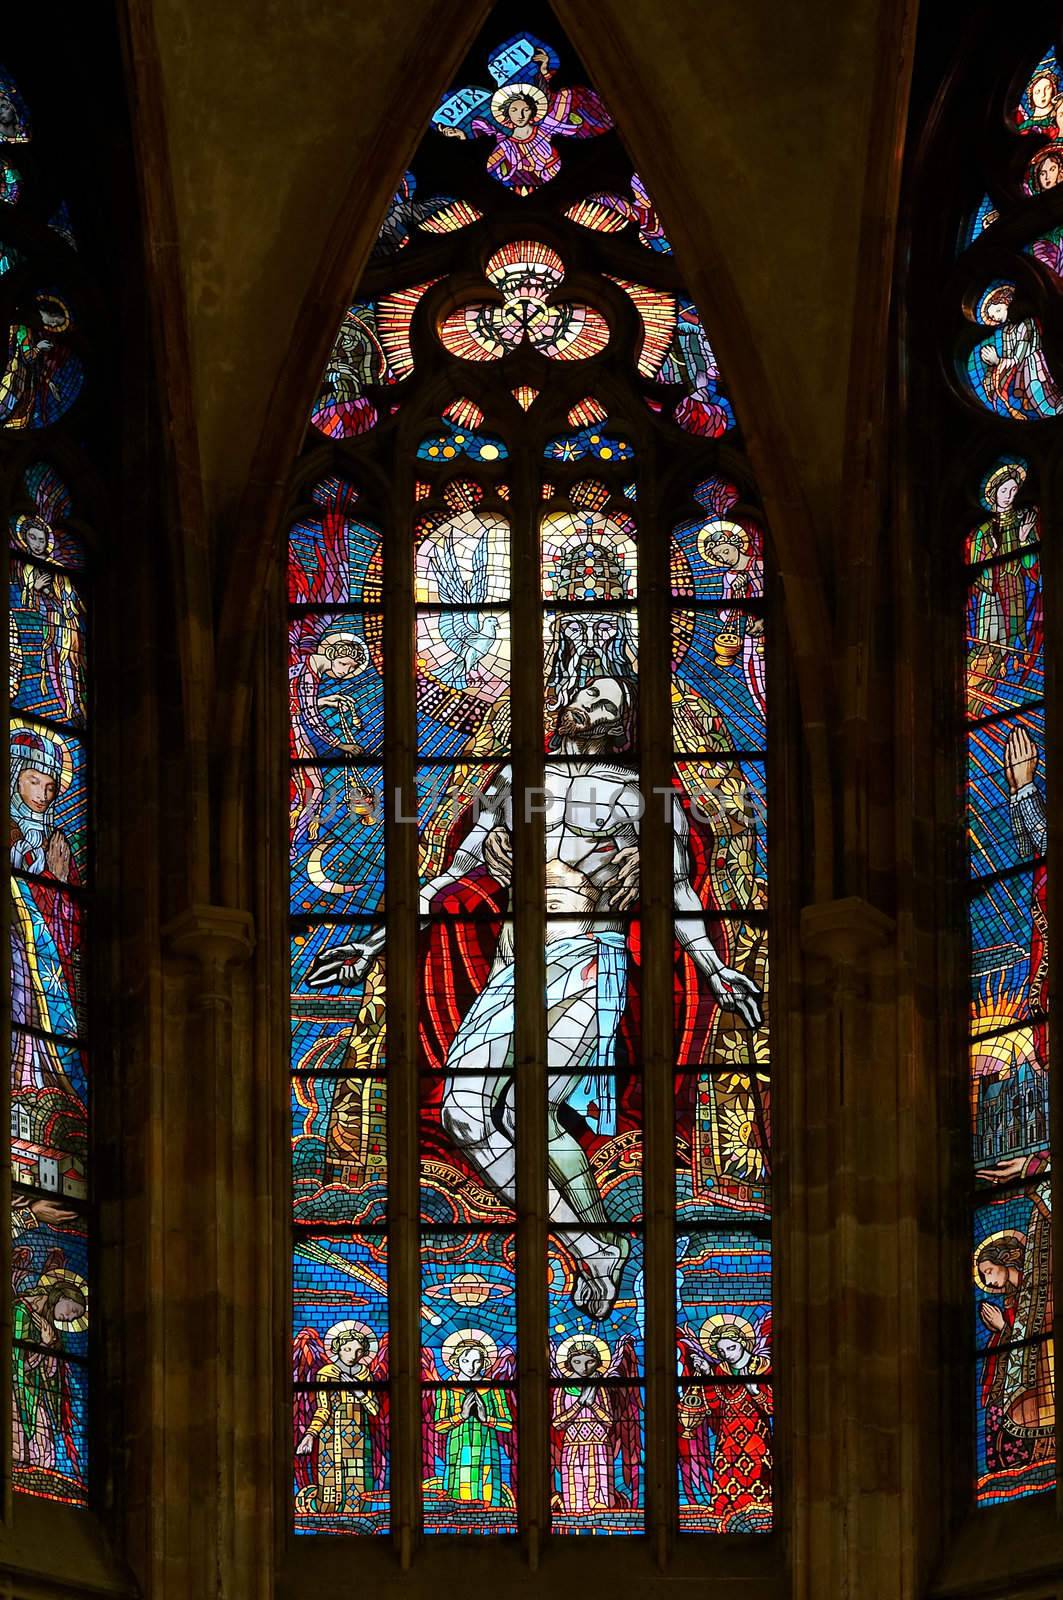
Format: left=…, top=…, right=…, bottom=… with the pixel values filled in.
left=309, top=675, right=761, bottom=1319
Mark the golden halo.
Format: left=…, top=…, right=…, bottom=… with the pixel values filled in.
left=11, top=723, right=72, bottom=795
left=35, top=292, right=71, bottom=333
left=323, top=1318, right=378, bottom=1360
left=982, top=460, right=1027, bottom=508
left=696, top=517, right=748, bottom=564
left=555, top=1333, right=611, bottom=1374
left=973, top=1228, right=1026, bottom=1289
left=37, top=1267, right=88, bottom=1332
left=56, top=732, right=73, bottom=796
left=700, top=1312, right=756, bottom=1356
left=442, top=1326, right=497, bottom=1373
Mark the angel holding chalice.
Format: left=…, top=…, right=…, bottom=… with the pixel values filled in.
left=697, top=514, right=766, bottom=723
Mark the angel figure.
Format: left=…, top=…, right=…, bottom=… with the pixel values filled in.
left=1015, top=62, right=1063, bottom=138
left=16, top=552, right=85, bottom=725
left=0, top=294, right=82, bottom=432
left=12, top=1247, right=86, bottom=1484
left=0, top=77, right=30, bottom=144
left=975, top=1181, right=1054, bottom=1478
left=294, top=1319, right=388, bottom=1515
left=696, top=514, right=766, bottom=724
left=371, top=172, right=476, bottom=258
left=672, top=304, right=735, bottom=439
left=550, top=1333, right=641, bottom=1516
left=677, top=1313, right=773, bottom=1532
left=311, top=306, right=386, bottom=439
left=289, top=624, right=370, bottom=848
left=435, top=44, right=612, bottom=196
left=572, top=172, right=671, bottom=253
left=422, top=1328, right=514, bottom=1505
left=428, top=524, right=499, bottom=689
left=974, top=284, right=1063, bottom=422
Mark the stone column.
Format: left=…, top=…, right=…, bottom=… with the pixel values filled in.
left=159, top=905, right=260, bottom=1599
left=798, top=896, right=901, bottom=1600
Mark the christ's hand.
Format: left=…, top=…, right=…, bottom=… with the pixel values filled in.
left=606, top=845, right=639, bottom=910
left=308, top=937, right=379, bottom=987
left=296, top=1432, right=315, bottom=1455
left=709, top=966, right=762, bottom=1030
left=483, top=826, right=513, bottom=885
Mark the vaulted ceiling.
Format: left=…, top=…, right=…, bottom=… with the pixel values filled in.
left=127, top=0, right=915, bottom=556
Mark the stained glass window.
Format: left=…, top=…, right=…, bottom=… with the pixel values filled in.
left=952, top=44, right=1059, bottom=1509
left=1, top=65, right=90, bottom=1507
left=290, top=6, right=772, bottom=1540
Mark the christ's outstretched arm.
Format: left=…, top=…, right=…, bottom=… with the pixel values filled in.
left=671, top=796, right=763, bottom=1030
left=419, top=768, right=512, bottom=912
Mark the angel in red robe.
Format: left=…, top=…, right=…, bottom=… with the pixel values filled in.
left=677, top=1314, right=773, bottom=1531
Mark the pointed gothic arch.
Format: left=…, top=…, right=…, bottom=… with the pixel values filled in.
left=905, top=7, right=1062, bottom=1584
left=281, top=1, right=787, bottom=1566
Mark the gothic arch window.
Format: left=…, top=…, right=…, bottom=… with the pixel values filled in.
left=0, top=61, right=93, bottom=1510
left=919, top=18, right=1063, bottom=1516
left=288, top=6, right=773, bottom=1544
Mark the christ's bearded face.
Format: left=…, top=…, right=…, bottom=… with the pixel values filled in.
left=555, top=676, right=627, bottom=745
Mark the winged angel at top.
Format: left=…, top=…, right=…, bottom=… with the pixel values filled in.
left=432, top=32, right=612, bottom=196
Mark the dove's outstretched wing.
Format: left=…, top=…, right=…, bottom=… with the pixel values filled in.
left=469, top=525, right=490, bottom=606
left=429, top=534, right=469, bottom=606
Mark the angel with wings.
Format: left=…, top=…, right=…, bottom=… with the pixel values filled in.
left=293, top=1320, right=388, bottom=1516
left=550, top=1333, right=641, bottom=1516
left=428, top=524, right=499, bottom=690
left=12, top=1246, right=86, bottom=1483
left=435, top=43, right=612, bottom=197
left=677, top=1313, right=773, bottom=1531
left=422, top=1328, right=515, bottom=1506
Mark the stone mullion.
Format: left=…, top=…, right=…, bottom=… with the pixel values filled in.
left=639, top=461, right=677, bottom=1560
left=512, top=440, right=548, bottom=1565
left=386, top=443, right=420, bottom=1564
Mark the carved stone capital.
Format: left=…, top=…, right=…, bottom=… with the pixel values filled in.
left=800, top=895, right=894, bottom=966
left=163, top=903, right=255, bottom=968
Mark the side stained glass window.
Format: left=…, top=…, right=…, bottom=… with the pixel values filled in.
left=289, top=7, right=772, bottom=1540
left=952, top=42, right=1059, bottom=1510
left=1, top=66, right=91, bottom=1507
